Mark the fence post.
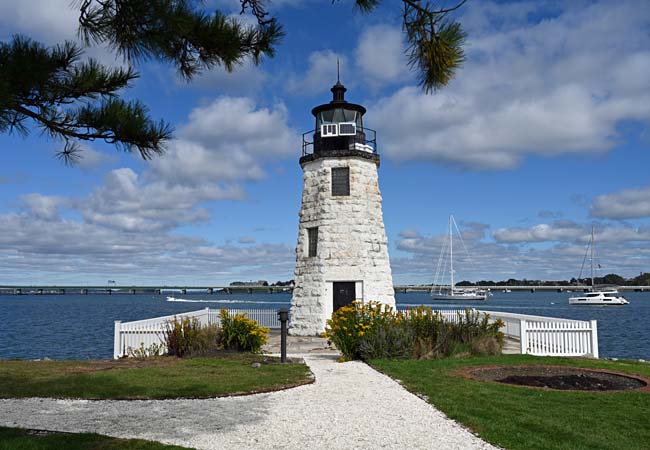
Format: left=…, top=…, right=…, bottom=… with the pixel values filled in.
left=590, top=320, right=599, bottom=359
left=113, top=321, right=122, bottom=359
left=520, top=319, right=528, bottom=354
left=204, top=307, right=210, bottom=326
left=278, top=309, right=289, bottom=363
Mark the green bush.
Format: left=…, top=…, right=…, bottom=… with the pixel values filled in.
left=324, top=302, right=504, bottom=361
left=163, top=318, right=219, bottom=357
left=448, top=309, right=504, bottom=357
left=358, top=321, right=414, bottom=360
left=323, top=301, right=396, bottom=361
left=217, top=309, right=269, bottom=353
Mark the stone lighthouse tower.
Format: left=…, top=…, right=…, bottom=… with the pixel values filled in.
left=289, top=79, right=395, bottom=336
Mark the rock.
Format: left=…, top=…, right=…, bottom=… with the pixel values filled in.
left=251, top=362, right=261, bottom=369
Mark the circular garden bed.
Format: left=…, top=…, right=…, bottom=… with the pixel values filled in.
left=463, top=365, right=650, bottom=392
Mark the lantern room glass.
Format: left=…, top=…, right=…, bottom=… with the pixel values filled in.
left=316, top=108, right=362, bottom=129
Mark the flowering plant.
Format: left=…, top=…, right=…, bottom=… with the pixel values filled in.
left=323, top=301, right=395, bottom=361
left=218, top=309, right=269, bottom=353
left=324, top=302, right=504, bottom=361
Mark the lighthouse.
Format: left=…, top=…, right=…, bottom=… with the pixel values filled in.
left=289, top=79, right=395, bottom=336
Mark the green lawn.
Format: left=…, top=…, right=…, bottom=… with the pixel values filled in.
left=0, top=354, right=312, bottom=399
left=371, top=355, right=650, bottom=450
left=0, top=427, right=191, bottom=450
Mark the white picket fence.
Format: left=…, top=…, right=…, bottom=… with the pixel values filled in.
left=399, top=308, right=468, bottom=323
left=478, top=310, right=598, bottom=358
left=114, top=307, right=598, bottom=359
left=114, top=308, right=281, bottom=358
left=398, top=308, right=599, bottom=358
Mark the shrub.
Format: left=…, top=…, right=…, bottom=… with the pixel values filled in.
left=403, top=306, right=446, bottom=358
left=127, top=342, right=165, bottom=359
left=325, top=302, right=505, bottom=361
left=358, top=320, right=414, bottom=360
left=217, top=309, right=269, bottom=353
left=450, top=309, right=504, bottom=357
left=323, top=301, right=395, bottom=361
left=163, top=318, right=219, bottom=357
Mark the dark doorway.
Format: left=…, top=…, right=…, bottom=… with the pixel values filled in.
left=333, top=282, right=356, bottom=311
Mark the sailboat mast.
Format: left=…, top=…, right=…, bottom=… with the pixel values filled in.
left=450, top=215, right=454, bottom=294
left=591, top=225, right=595, bottom=289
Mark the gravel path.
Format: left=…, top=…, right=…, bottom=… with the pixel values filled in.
left=0, top=355, right=496, bottom=449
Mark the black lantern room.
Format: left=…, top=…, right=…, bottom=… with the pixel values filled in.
left=300, top=80, right=378, bottom=166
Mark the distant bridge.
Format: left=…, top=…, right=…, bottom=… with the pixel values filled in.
left=1, top=284, right=649, bottom=295
left=0, top=285, right=292, bottom=295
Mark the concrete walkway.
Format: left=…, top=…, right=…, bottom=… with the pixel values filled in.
left=0, top=355, right=496, bottom=450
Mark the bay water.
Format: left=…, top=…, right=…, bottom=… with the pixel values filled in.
left=1, top=291, right=648, bottom=360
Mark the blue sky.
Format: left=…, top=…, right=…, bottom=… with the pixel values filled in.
left=1, top=0, right=649, bottom=285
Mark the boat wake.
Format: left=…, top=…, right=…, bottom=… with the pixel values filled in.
left=166, top=296, right=287, bottom=305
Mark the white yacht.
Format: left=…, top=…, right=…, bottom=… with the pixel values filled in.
left=433, top=287, right=488, bottom=301
left=569, top=289, right=629, bottom=305
left=569, top=226, right=628, bottom=306
left=431, top=215, right=487, bottom=301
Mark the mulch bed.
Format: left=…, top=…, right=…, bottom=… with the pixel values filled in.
left=461, top=365, right=650, bottom=392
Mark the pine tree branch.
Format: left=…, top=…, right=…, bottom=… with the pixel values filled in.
left=349, top=0, right=467, bottom=92
left=402, top=1, right=467, bottom=92
left=77, top=0, right=284, bottom=79
left=0, top=36, right=172, bottom=162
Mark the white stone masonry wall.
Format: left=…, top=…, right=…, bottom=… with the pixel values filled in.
left=290, top=156, right=395, bottom=336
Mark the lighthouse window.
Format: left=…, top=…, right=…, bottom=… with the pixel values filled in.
left=331, top=167, right=350, bottom=196
left=307, top=227, right=318, bottom=257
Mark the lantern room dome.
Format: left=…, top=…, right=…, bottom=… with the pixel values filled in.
left=311, top=81, right=366, bottom=130
left=301, top=79, right=378, bottom=167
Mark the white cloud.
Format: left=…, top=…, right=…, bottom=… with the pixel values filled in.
left=590, top=187, right=650, bottom=219
left=0, top=0, right=77, bottom=43
left=0, top=211, right=294, bottom=284
left=76, top=145, right=117, bottom=170
left=179, top=97, right=295, bottom=156
left=0, top=93, right=300, bottom=282
left=355, top=24, right=408, bottom=87
left=369, top=0, right=650, bottom=170
left=0, top=0, right=123, bottom=68
left=493, top=222, right=585, bottom=244
left=178, top=59, right=267, bottom=95
left=78, top=168, right=242, bottom=232
left=151, top=97, right=298, bottom=186
left=287, top=50, right=348, bottom=95
left=492, top=221, right=650, bottom=244
left=20, top=193, right=66, bottom=220
left=392, top=220, right=650, bottom=283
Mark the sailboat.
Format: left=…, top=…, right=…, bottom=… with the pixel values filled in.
left=568, top=226, right=628, bottom=306
left=431, top=215, right=487, bottom=301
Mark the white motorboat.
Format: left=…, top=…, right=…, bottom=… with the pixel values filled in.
left=431, top=215, right=487, bottom=301
left=569, top=289, right=629, bottom=305
left=569, top=227, right=628, bottom=306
